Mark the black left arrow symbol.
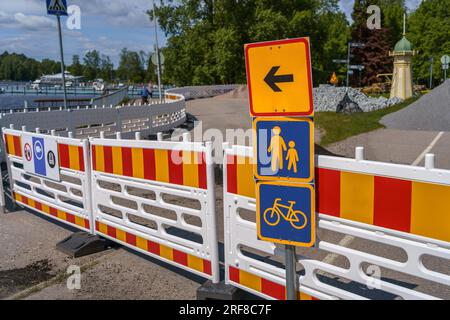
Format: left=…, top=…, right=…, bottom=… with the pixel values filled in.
left=264, top=66, right=294, bottom=92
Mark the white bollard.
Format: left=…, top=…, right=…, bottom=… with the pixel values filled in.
left=9, top=124, right=14, bottom=129
left=51, top=129, right=56, bottom=136
left=135, top=132, right=141, bottom=140
left=355, top=146, right=365, bottom=161
left=68, top=131, right=74, bottom=138
left=425, top=153, right=435, bottom=169
left=100, top=131, right=105, bottom=139
left=116, top=132, right=122, bottom=140
left=182, top=132, right=190, bottom=142
left=35, top=128, right=40, bottom=134
left=157, top=132, right=163, bottom=141
left=21, top=125, right=26, bottom=131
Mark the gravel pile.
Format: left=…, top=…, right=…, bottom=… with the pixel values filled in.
left=313, top=85, right=402, bottom=112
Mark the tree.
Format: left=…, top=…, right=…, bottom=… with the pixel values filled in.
left=99, top=55, right=113, bottom=82
left=68, top=55, right=84, bottom=76
left=408, top=0, right=450, bottom=85
left=117, top=48, right=146, bottom=83
left=83, top=50, right=101, bottom=80
left=151, top=0, right=349, bottom=86
left=350, top=0, right=403, bottom=86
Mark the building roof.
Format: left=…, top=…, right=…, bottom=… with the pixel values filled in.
left=394, top=36, right=413, bottom=52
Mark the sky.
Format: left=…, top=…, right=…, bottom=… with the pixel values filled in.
left=0, top=0, right=423, bottom=68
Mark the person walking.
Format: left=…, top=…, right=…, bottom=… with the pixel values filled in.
left=141, top=85, right=149, bottom=104
left=148, top=81, right=153, bottom=99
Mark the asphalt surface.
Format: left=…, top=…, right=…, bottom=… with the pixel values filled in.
left=381, top=80, right=450, bottom=131
left=1, top=90, right=449, bottom=300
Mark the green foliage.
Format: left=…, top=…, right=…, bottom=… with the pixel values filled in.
left=117, top=48, right=147, bottom=83
left=408, top=0, right=450, bottom=85
left=0, top=51, right=58, bottom=81
left=315, top=96, right=419, bottom=146
left=152, top=0, right=350, bottom=86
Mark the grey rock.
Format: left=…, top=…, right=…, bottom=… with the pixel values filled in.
left=313, top=85, right=402, bottom=112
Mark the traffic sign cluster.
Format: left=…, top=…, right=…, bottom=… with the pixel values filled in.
left=245, top=37, right=316, bottom=247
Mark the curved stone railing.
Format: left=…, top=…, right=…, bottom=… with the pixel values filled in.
left=0, top=85, right=239, bottom=140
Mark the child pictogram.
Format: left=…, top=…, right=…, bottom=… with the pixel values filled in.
left=286, top=141, right=299, bottom=173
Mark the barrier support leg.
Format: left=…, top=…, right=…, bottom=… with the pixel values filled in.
left=197, top=280, right=246, bottom=300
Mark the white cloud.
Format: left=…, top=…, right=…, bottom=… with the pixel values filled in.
left=0, top=10, right=55, bottom=30
left=13, top=12, right=55, bottom=30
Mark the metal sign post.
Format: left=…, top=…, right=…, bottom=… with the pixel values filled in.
left=152, top=0, right=163, bottom=102
left=245, top=37, right=316, bottom=301
left=46, top=0, right=68, bottom=109
left=56, top=15, right=68, bottom=110
left=441, top=55, right=450, bottom=80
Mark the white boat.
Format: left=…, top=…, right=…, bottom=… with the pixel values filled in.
left=31, top=71, right=83, bottom=89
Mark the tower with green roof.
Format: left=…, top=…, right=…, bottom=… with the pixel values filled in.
left=389, top=13, right=417, bottom=100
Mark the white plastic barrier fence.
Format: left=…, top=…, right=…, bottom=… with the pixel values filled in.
left=2, top=127, right=93, bottom=232
left=90, top=133, right=220, bottom=282
left=223, top=144, right=450, bottom=300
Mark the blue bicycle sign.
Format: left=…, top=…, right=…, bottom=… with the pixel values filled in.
left=257, top=181, right=315, bottom=247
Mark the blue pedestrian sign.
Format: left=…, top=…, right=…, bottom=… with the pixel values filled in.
left=257, top=182, right=315, bottom=247
left=33, top=137, right=46, bottom=176
left=253, top=117, right=314, bottom=183
left=46, top=0, right=68, bottom=16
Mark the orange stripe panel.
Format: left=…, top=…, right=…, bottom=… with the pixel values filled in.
left=94, top=222, right=211, bottom=276
left=411, top=181, right=450, bottom=242
left=14, top=193, right=89, bottom=231
left=340, top=172, right=374, bottom=225
left=68, top=145, right=81, bottom=171
left=228, top=266, right=317, bottom=300
left=155, top=149, right=169, bottom=183
left=236, top=156, right=255, bottom=198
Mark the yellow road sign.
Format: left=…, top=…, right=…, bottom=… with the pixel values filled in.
left=245, top=37, right=314, bottom=117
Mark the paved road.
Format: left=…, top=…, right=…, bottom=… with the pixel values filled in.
left=381, top=80, right=450, bottom=131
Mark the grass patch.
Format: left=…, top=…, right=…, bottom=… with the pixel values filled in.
left=315, top=96, right=419, bottom=146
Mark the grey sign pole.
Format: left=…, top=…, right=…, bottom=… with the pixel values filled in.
left=429, top=57, right=434, bottom=89
left=285, top=245, right=297, bottom=300
left=152, top=0, right=163, bottom=102
left=56, top=14, right=68, bottom=109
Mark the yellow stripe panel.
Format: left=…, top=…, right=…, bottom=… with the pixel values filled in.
left=98, top=222, right=108, bottom=234
left=187, top=255, right=204, bottom=273
left=116, top=229, right=127, bottom=242
left=298, top=292, right=313, bottom=300
left=75, top=216, right=85, bottom=228
left=15, top=193, right=21, bottom=202
left=236, top=156, right=255, bottom=198
left=132, top=148, right=144, bottom=179
left=182, top=151, right=199, bottom=188
left=411, top=182, right=450, bottom=242
left=57, top=209, right=67, bottom=221
left=155, top=149, right=169, bottom=183
left=239, top=269, right=261, bottom=292
left=68, top=145, right=80, bottom=171
left=160, top=244, right=173, bottom=260
left=95, top=145, right=105, bottom=172
left=7, top=135, right=15, bottom=155
left=136, top=236, right=148, bottom=251
left=28, top=198, right=35, bottom=208
left=112, top=146, right=123, bottom=175
left=42, top=204, right=50, bottom=214
left=340, top=172, right=374, bottom=224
